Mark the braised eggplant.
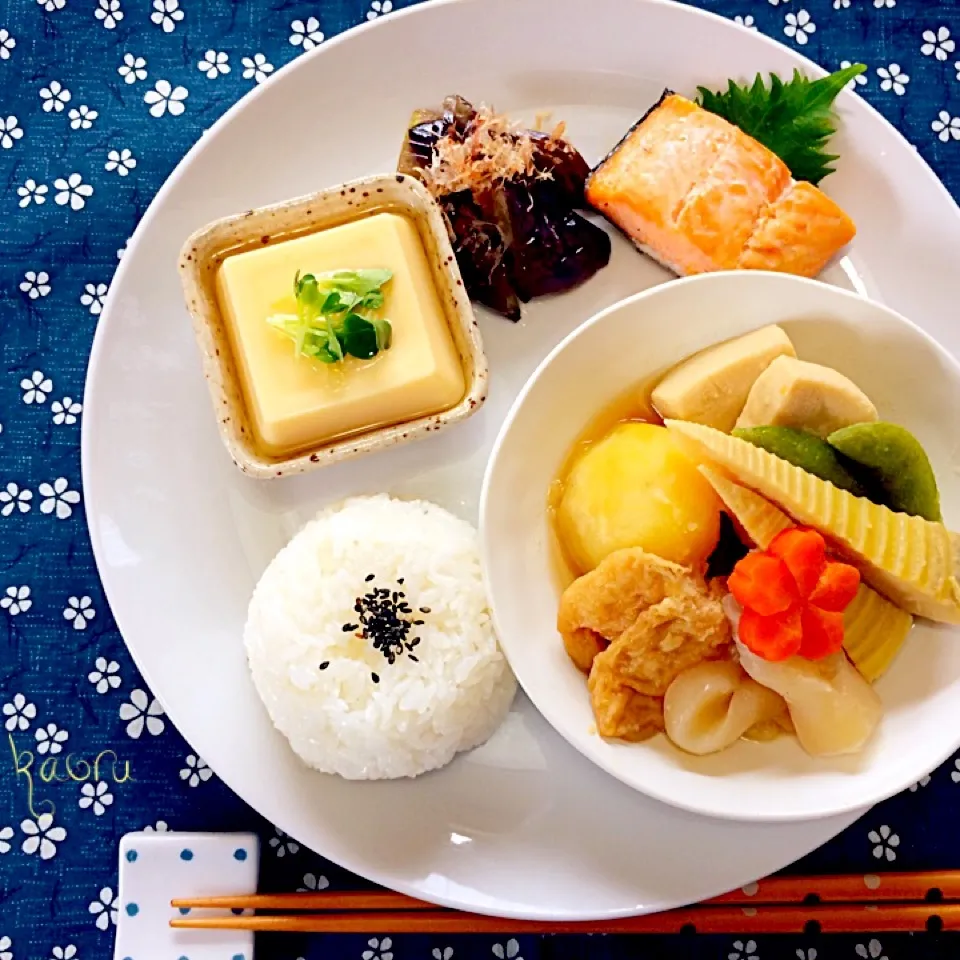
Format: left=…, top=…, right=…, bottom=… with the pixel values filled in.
left=397, top=96, right=610, bottom=320
left=504, top=180, right=611, bottom=303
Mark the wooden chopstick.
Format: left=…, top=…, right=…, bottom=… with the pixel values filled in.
left=169, top=902, right=958, bottom=934
left=171, top=870, right=960, bottom=914
left=171, top=891, right=431, bottom=912
left=709, top=870, right=957, bottom=904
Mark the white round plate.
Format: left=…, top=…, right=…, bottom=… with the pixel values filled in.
left=82, top=0, right=960, bottom=920
left=481, top=272, right=960, bottom=824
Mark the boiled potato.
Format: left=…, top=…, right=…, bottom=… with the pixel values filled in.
left=557, top=422, right=722, bottom=571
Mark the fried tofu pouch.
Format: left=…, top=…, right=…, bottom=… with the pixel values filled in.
left=558, top=547, right=733, bottom=741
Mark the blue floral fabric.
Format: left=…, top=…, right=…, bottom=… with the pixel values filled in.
left=2, top=0, right=960, bottom=957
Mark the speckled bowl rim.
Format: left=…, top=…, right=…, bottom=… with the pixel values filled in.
left=177, top=173, right=488, bottom=479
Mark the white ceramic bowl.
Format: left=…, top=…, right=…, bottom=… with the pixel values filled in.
left=480, top=271, right=960, bottom=822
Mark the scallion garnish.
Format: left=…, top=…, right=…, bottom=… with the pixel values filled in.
left=267, top=268, right=393, bottom=364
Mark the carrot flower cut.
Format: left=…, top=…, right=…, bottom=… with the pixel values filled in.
left=730, top=526, right=861, bottom=662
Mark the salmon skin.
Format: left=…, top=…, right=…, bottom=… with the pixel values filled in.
left=585, top=92, right=856, bottom=278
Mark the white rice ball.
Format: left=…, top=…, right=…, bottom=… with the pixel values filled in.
left=245, top=494, right=516, bottom=779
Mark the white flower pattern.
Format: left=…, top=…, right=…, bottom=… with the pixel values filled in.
left=95, top=0, right=123, bottom=29
left=180, top=753, right=213, bottom=786
left=0, top=825, right=13, bottom=854
left=734, top=14, right=756, bottom=29
left=118, top=53, right=147, bottom=84
left=363, top=938, right=394, bottom=960
left=491, top=942, right=519, bottom=960
left=35, top=722, right=69, bottom=755
left=52, top=397, right=83, bottom=425
left=783, top=9, right=815, bottom=45
left=1, top=586, right=32, bottom=615
left=119, top=689, right=165, bottom=738
left=21, top=812, right=66, bottom=859
left=88, top=887, right=118, bottom=929
left=54, top=173, right=93, bottom=209
left=241, top=53, right=274, bottom=83
left=39, top=478, right=81, bottom=519
left=150, top=0, right=183, bottom=32
left=728, top=941, right=759, bottom=960
left=88, top=657, right=121, bottom=693
left=366, top=0, right=392, bottom=19
left=17, top=179, right=48, bottom=206
left=290, top=17, right=324, bottom=49
left=144, top=79, right=188, bottom=117
left=20, top=271, right=51, bottom=299
left=0, top=116, right=24, bottom=149
left=78, top=781, right=114, bottom=816
left=63, top=595, right=96, bottom=630
left=198, top=49, right=230, bottom=77
left=855, top=940, right=888, bottom=960
left=932, top=111, right=960, bottom=142
left=0, top=483, right=32, bottom=516
left=297, top=871, right=330, bottom=891
left=268, top=827, right=300, bottom=857
left=922, top=27, right=954, bottom=61
left=105, top=148, right=137, bottom=175
left=21, top=370, right=53, bottom=403
left=3, top=694, right=37, bottom=731
left=868, top=824, right=900, bottom=861
left=68, top=105, right=98, bottom=130
left=877, top=63, right=909, bottom=95
left=0, top=29, right=16, bottom=59
left=40, top=80, right=71, bottom=112
left=80, top=282, right=109, bottom=314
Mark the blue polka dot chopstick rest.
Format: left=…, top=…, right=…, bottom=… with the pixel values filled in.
left=115, top=831, right=259, bottom=960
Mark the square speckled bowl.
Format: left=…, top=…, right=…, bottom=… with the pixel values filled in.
left=178, top=173, right=488, bottom=479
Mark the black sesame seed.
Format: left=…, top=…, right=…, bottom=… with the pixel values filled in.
left=365, top=574, right=375, bottom=582
left=408, top=655, right=418, bottom=662
left=319, top=661, right=330, bottom=670
left=349, top=574, right=426, bottom=673
left=419, top=607, right=431, bottom=614
left=371, top=672, right=380, bottom=683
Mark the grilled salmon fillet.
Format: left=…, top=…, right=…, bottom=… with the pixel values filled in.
left=585, top=93, right=856, bottom=277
